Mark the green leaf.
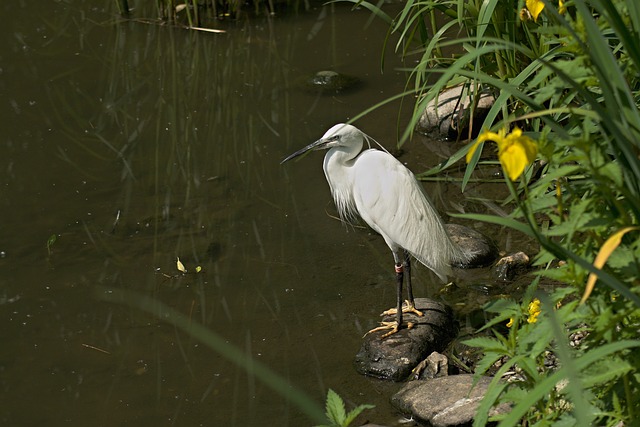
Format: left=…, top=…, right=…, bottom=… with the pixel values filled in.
left=473, top=378, right=509, bottom=427
left=582, top=359, right=632, bottom=388
left=325, top=389, right=346, bottom=425
left=597, top=160, right=624, bottom=189
left=472, top=351, right=506, bottom=376
left=463, top=337, right=508, bottom=353
left=343, top=404, right=375, bottom=427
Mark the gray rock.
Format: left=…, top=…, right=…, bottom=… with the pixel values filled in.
left=491, top=251, right=530, bottom=281
left=417, top=85, right=495, bottom=139
left=391, top=374, right=509, bottom=426
left=445, top=223, right=499, bottom=268
left=354, top=298, right=457, bottom=381
left=411, top=351, right=449, bottom=380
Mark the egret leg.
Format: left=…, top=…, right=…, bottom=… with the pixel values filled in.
left=394, top=262, right=404, bottom=333
left=381, top=253, right=424, bottom=318
left=403, top=251, right=424, bottom=317
left=368, top=253, right=430, bottom=338
left=366, top=263, right=411, bottom=338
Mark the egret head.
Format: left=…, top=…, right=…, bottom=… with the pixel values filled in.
left=280, top=123, right=363, bottom=164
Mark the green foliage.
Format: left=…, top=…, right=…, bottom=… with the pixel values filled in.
left=460, top=1, right=640, bottom=423
left=315, top=389, right=375, bottom=427
left=466, top=287, right=640, bottom=426
left=354, top=0, right=640, bottom=424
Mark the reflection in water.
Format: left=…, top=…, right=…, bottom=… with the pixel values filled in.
left=0, top=2, right=526, bottom=426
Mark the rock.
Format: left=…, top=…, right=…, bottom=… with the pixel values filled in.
left=354, top=298, right=457, bottom=381
left=416, top=85, right=495, bottom=139
left=411, top=351, right=449, bottom=380
left=391, top=374, right=509, bottom=427
left=299, top=70, right=360, bottom=94
left=491, top=251, right=530, bottom=281
left=445, top=223, right=499, bottom=268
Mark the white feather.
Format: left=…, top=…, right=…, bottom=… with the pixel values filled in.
left=320, top=124, right=470, bottom=282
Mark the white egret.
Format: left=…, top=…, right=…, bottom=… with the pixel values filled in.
left=282, top=124, right=471, bottom=338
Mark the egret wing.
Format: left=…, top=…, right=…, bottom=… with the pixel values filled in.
left=351, top=150, right=458, bottom=281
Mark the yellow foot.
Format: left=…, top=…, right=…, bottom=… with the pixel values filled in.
left=364, top=321, right=415, bottom=339
left=381, top=300, right=424, bottom=318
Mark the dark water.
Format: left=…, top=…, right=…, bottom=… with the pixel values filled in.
left=0, top=2, right=535, bottom=426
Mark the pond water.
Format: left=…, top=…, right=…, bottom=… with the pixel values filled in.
left=0, top=1, right=536, bottom=426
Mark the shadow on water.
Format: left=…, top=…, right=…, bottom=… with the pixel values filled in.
left=0, top=1, right=537, bottom=426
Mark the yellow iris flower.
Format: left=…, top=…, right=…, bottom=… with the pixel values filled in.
left=525, top=0, right=566, bottom=21
left=526, top=0, right=545, bottom=21
left=466, top=127, right=538, bottom=181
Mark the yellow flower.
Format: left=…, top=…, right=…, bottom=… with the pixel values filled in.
left=526, top=0, right=545, bottom=21
left=466, top=127, right=538, bottom=181
left=506, top=298, right=541, bottom=328
left=527, top=298, right=541, bottom=324
left=525, top=0, right=566, bottom=21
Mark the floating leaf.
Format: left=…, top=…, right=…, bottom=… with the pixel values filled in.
left=195, top=266, right=202, bottom=273
left=176, top=257, right=187, bottom=273
left=581, top=226, right=638, bottom=304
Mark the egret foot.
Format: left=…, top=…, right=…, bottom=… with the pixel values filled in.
left=364, top=321, right=415, bottom=339
left=381, top=300, right=424, bottom=318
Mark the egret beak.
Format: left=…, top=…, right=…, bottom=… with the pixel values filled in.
left=280, top=136, right=338, bottom=164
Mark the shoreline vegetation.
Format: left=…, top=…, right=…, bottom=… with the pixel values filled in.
left=367, top=0, right=640, bottom=424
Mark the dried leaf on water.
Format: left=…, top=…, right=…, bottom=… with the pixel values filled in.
left=176, top=257, right=187, bottom=273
